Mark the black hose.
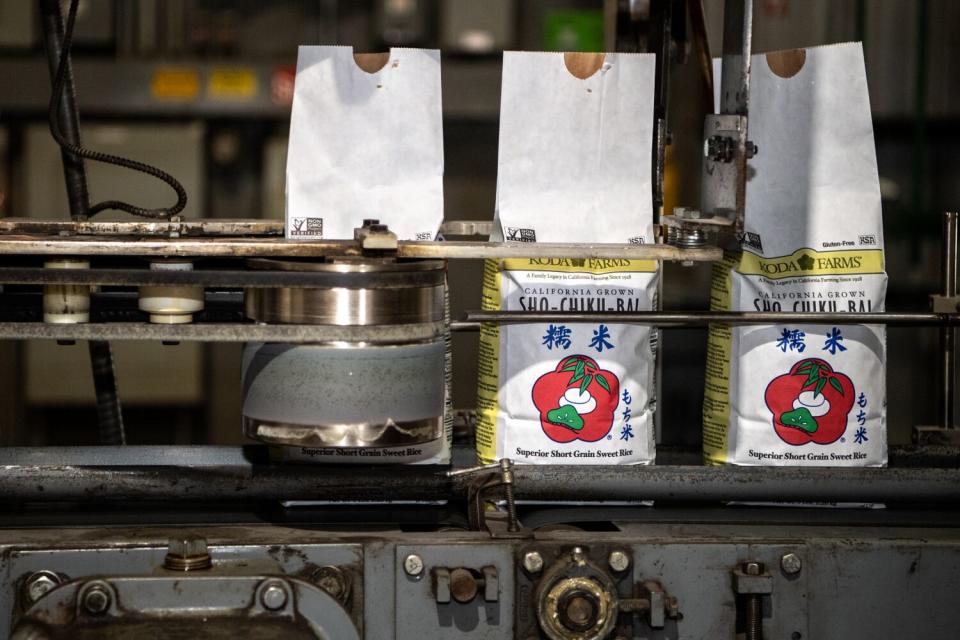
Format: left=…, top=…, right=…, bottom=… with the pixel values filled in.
left=88, top=340, right=126, bottom=445
left=48, top=0, right=187, bottom=220
left=40, top=0, right=128, bottom=446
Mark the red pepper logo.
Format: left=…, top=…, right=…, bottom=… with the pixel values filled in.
left=532, top=355, right=620, bottom=443
left=764, top=358, right=856, bottom=446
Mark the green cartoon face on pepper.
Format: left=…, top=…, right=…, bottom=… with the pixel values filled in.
left=532, top=355, right=620, bottom=443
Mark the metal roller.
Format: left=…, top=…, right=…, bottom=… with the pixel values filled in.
left=241, top=258, right=448, bottom=455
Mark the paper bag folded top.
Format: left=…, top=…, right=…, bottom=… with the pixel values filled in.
left=494, top=51, right=656, bottom=244
left=285, top=46, right=444, bottom=241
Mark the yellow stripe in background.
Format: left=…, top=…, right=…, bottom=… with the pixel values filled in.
left=736, top=248, right=884, bottom=280
left=502, top=258, right=658, bottom=275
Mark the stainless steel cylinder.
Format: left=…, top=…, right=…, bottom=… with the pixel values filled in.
left=241, top=259, right=447, bottom=453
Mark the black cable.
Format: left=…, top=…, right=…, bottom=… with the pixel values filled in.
left=48, top=0, right=187, bottom=219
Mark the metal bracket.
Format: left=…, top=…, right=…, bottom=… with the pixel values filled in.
left=700, top=114, right=753, bottom=240
left=620, top=580, right=682, bottom=629
left=354, top=219, right=398, bottom=251
left=913, top=425, right=960, bottom=446
left=449, top=459, right=528, bottom=537
left=930, top=295, right=960, bottom=314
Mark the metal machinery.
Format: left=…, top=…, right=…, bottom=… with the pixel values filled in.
left=1, top=1, right=960, bottom=639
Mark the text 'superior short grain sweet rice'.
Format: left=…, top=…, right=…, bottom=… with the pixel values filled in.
left=477, top=51, right=659, bottom=466
left=703, top=43, right=888, bottom=468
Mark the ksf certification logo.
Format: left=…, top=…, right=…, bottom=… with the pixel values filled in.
left=290, top=217, right=323, bottom=237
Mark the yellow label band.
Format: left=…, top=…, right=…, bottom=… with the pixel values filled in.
left=502, top=258, right=658, bottom=275
left=208, top=68, right=258, bottom=100
left=151, top=68, right=200, bottom=100
left=736, top=248, right=884, bottom=280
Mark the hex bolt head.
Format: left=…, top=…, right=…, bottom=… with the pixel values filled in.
left=260, top=582, right=289, bottom=611
left=571, top=547, right=587, bottom=566
left=81, top=585, right=111, bottom=615
left=742, top=561, right=764, bottom=576
left=607, top=550, right=630, bottom=573
left=403, top=554, right=424, bottom=577
left=23, top=571, right=61, bottom=605
left=780, top=553, right=802, bottom=575
left=522, top=551, right=544, bottom=574
left=164, top=536, right=212, bottom=571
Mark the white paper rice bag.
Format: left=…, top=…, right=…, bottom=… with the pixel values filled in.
left=703, top=43, right=888, bottom=468
left=477, top=52, right=659, bottom=466
left=285, top=46, right=443, bottom=240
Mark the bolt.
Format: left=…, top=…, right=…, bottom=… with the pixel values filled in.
left=260, top=582, right=289, bottom=611
left=607, top=550, right=630, bottom=572
left=780, top=553, right=802, bottom=575
left=81, top=585, right=111, bottom=615
left=23, top=571, right=61, bottom=605
left=164, top=536, right=212, bottom=571
left=403, top=554, right=424, bottom=577
left=571, top=547, right=587, bottom=565
left=312, top=566, right=347, bottom=600
left=449, top=568, right=479, bottom=603
left=740, top=562, right=764, bottom=640
left=523, top=551, right=544, bottom=574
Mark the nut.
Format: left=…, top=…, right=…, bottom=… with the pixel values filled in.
left=81, top=585, right=111, bottom=615
left=522, top=551, right=544, bottom=574
left=607, top=550, right=630, bottom=572
left=164, top=536, right=212, bottom=571
left=403, top=554, right=424, bottom=577
left=780, top=553, right=802, bottom=575
left=260, top=582, right=289, bottom=611
left=23, top=571, right=61, bottom=605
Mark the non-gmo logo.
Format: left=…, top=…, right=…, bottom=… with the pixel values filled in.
left=743, top=232, right=763, bottom=251
left=505, top=227, right=537, bottom=243
left=290, top=217, right=323, bottom=237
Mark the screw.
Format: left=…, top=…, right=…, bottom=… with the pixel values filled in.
left=780, top=553, right=802, bottom=575
left=23, top=571, right=61, bottom=605
left=607, top=550, right=630, bottom=572
left=260, top=582, right=289, bottom=611
left=403, top=554, right=424, bottom=577
left=522, top=551, right=544, bottom=574
left=740, top=563, right=764, bottom=640
left=81, top=585, right=111, bottom=615
left=500, top=458, right=519, bottom=532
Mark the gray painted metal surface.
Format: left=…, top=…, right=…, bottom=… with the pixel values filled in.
left=0, top=523, right=958, bottom=638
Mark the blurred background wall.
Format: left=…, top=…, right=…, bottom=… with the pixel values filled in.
left=0, top=0, right=955, bottom=448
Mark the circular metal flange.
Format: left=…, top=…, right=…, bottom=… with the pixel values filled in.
left=535, top=550, right=619, bottom=640
left=245, top=258, right=446, bottom=326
